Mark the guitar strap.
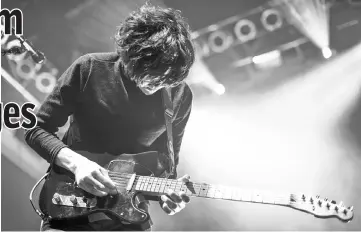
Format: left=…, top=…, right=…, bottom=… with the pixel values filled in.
left=161, top=88, right=175, bottom=176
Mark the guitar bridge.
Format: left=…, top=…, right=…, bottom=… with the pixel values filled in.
left=52, top=193, right=97, bottom=208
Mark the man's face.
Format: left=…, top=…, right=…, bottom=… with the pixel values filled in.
left=137, top=77, right=165, bottom=95
left=135, top=64, right=183, bottom=95
left=138, top=85, right=164, bottom=95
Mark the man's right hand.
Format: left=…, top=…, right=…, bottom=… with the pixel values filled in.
left=55, top=148, right=117, bottom=197
left=73, top=159, right=118, bottom=197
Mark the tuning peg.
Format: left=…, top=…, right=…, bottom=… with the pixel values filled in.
left=326, top=202, right=331, bottom=209
left=318, top=200, right=322, bottom=206
left=334, top=206, right=339, bottom=212
left=339, top=201, right=344, bottom=207
left=348, top=206, right=353, bottom=211
left=324, top=198, right=328, bottom=201
left=310, top=197, right=314, bottom=204
left=343, top=209, right=348, bottom=215
left=331, top=200, right=336, bottom=204
left=302, top=194, right=306, bottom=201
left=316, top=195, right=320, bottom=199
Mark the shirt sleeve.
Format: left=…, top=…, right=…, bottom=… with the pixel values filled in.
left=24, top=55, right=90, bottom=165
left=169, top=85, right=193, bottom=179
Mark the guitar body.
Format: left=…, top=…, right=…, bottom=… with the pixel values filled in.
left=33, top=151, right=171, bottom=224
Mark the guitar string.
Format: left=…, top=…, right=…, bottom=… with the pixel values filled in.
left=109, top=172, right=240, bottom=193
left=108, top=173, right=260, bottom=194
left=108, top=171, right=287, bottom=199
left=109, top=174, right=204, bottom=196
left=108, top=174, right=289, bottom=203
left=108, top=181, right=288, bottom=204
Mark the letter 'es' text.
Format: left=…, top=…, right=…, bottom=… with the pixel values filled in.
left=0, top=102, right=37, bottom=131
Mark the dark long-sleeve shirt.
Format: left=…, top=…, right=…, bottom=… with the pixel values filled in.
left=24, top=52, right=193, bottom=178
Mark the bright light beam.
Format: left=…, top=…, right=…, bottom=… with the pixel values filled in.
left=274, top=0, right=331, bottom=57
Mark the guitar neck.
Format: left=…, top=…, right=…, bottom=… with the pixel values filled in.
left=134, top=176, right=291, bottom=206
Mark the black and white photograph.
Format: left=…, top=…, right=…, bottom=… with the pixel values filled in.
left=1, top=0, right=361, bottom=230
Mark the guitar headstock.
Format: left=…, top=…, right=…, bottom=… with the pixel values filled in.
left=289, top=194, right=354, bottom=223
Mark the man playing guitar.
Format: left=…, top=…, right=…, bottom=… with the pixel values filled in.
left=24, top=2, right=195, bottom=231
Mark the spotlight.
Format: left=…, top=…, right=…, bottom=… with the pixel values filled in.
left=215, top=84, right=226, bottom=95
left=321, top=47, right=332, bottom=59
left=252, top=50, right=282, bottom=69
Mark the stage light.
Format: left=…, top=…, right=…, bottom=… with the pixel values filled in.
left=275, top=0, right=330, bottom=57
left=214, top=84, right=226, bottom=95
left=252, top=50, right=282, bottom=69
left=261, top=9, right=283, bottom=32
left=233, top=19, right=257, bottom=42
left=208, top=30, right=233, bottom=53
left=322, top=47, right=332, bottom=59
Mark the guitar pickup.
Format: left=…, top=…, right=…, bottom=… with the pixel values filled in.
left=52, top=193, right=97, bottom=208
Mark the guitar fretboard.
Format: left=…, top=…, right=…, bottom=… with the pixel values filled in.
left=134, top=176, right=291, bottom=206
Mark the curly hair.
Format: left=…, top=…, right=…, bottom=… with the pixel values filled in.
left=114, top=2, right=195, bottom=88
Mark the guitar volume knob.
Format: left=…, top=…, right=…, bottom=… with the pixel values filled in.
left=70, top=195, right=78, bottom=205
left=339, top=201, right=344, bottom=207
left=53, top=193, right=62, bottom=204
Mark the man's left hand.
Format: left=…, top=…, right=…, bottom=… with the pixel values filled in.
left=159, top=174, right=191, bottom=215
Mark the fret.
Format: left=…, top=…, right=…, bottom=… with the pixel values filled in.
left=206, top=185, right=216, bottom=198
left=214, top=186, right=224, bottom=199
left=152, top=177, right=159, bottom=191
left=173, top=181, right=182, bottom=192
left=150, top=178, right=159, bottom=192
left=146, top=177, right=154, bottom=192
left=135, top=177, right=142, bottom=191
left=181, top=182, right=190, bottom=193
left=156, top=178, right=164, bottom=192
left=137, top=180, right=142, bottom=191
left=167, top=180, right=177, bottom=192
left=154, top=178, right=163, bottom=193
left=198, top=183, right=209, bottom=197
left=185, top=182, right=199, bottom=196
left=273, top=194, right=290, bottom=205
left=252, top=191, right=263, bottom=203
left=160, top=179, right=174, bottom=194
left=139, top=177, right=146, bottom=191
left=158, top=178, right=166, bottom=193
left=163, top=179, right=172, bottom=192
left=142, top=177, right=149, bottom=191
left=159, top=179, right=167, bottom=193
left=194, top=184, right=202, bottom=196
left=136, top=177, right=144, bottom=191
left=261, top=192, right=275, bottom=204
left=223, top=187, right=233, bottom=200
left=138, top=176, right=145, bottom=191
left=241, top=190, right=252, bottom=202
left=142, top=177, right=150, bottom=191
left=181, top=182, right=190, bottom=195
left=231, top=188, right=241, bottom=201
left=179, top=182, right=187, bottom=193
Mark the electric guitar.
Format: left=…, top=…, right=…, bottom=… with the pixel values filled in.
left=30, top=150, right=354, bottom=224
